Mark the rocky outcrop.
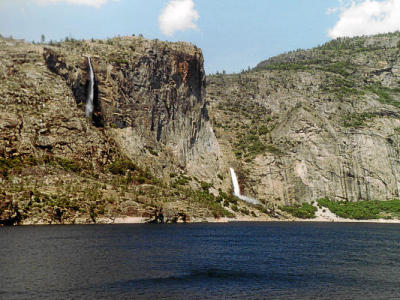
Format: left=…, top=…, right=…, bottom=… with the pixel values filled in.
left=0, top=36, right=251, bottom=225
left=146, top=208, right=189, bottom=223
left=0, top=200, right=21, bottom=225
left=0, top=38, right=115, bottom=165
left=43, top=36, right=223, bottom=185
left=0, top=112, right=23, bottom=158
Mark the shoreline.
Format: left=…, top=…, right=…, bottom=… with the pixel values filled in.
left=14, top=215, right=400, bottom=226
left=94, top=213, right=400, bottom=224
left=91, top=205, right=400, bottom=225
left=10, top=204, right=400, bottom=225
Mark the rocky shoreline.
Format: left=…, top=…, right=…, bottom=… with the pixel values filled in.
left=6, top=214, right=400, bottom=226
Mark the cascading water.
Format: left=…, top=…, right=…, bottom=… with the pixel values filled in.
left=230, top=168, right=260, bottom=205
left=85, top=56, right=94, bottom=118
left=230, top=168, right=241, bottom=196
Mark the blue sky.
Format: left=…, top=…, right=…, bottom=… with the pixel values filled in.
left=1, top=0, right=399, bottom=74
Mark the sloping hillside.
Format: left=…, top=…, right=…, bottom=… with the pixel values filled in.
left=208, top=32, right=400, bottom=207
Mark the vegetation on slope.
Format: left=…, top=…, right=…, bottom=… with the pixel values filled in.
left=0, top=154, right=240, bottom=223
left=317, top=198, right=400, bottom=220
left=278, top=197, right=400, bottom=220
left=209, top=33, right=400, bottom=165
left=279, top=203, right=317, bottom=219
left=208, top=75, right=283, bottom=163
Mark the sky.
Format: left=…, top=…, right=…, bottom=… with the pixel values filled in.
left=1, top=0, right=400, bottom=74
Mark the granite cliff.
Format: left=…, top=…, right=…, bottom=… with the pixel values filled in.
left=0, top=35, right=265, bottom=225
left=208, top=32, right=400, bottom=208
left=3, top=32, right=400, bottom=224
left=41, top=36, right=223, bottom=183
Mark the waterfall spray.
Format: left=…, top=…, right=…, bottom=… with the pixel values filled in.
left=85, top=56, right=94, bottom=118
left=230, top=168, right=259, bottom=205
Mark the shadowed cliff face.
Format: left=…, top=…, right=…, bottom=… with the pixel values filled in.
left=43, top=36, right=223, bottom=183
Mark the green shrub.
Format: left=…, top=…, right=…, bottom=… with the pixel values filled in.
left=171, top=175, right=190, bottom=188
left=265, top=145, right=284, bottom=156
left=342, top=112, right=376, bottom=128
left=0, top=157, right=23, bottom=177
left=201, top=182, right=212, bottom=191
left=255, top=62, right=310, bottom=72
left=0, top=156, right=42, bottom=178
left=323, top=61, right=355, bottom=77
left=258, top=125, right=269, bottom=135
left=183, top=188, right=234, bottom=218
left=109, top=57, right=129, bottom=65
left=240, top=207, right=250, bottom=215
left=365, top=83, right=400, bottom=108
left=280, top=203, right=317, bottom=219
left=56, top=157, right=82, bottom=173
left=108, top=160, right=136, bottom=175
left=149, top=149, right=158, bottom=156
left=136, top=177, right=146, bottom=184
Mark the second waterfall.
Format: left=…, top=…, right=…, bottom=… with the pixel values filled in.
left=230, top=168, right=260, bottom=205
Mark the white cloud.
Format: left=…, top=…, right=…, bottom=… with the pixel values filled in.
left=33, top=0, right=118, bottom=9
left=328, top=0, right=400, bottom=38
left=159, top=0, right=199, bottom=36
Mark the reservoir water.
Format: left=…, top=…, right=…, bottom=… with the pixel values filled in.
left=1, top=222, right=400, bottom=299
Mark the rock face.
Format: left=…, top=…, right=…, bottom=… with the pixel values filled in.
left=43, top=36, right=223, bottom=184
left=208, top=32, right=400, bottom=206
left=5, top=32, right=400, bottom=224
left=0, top=38, right=114, bottom=166
left=0, top=200, right=21, bottom=225
left=0, top=36, right=245, bottom=225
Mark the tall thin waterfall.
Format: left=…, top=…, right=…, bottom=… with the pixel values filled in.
left=230, top=168, right=260, bottom=205
left=85, top=56, right=94, bottom=118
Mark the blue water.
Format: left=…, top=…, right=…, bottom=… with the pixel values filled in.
left=1, top=222, right=400, bottom=299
